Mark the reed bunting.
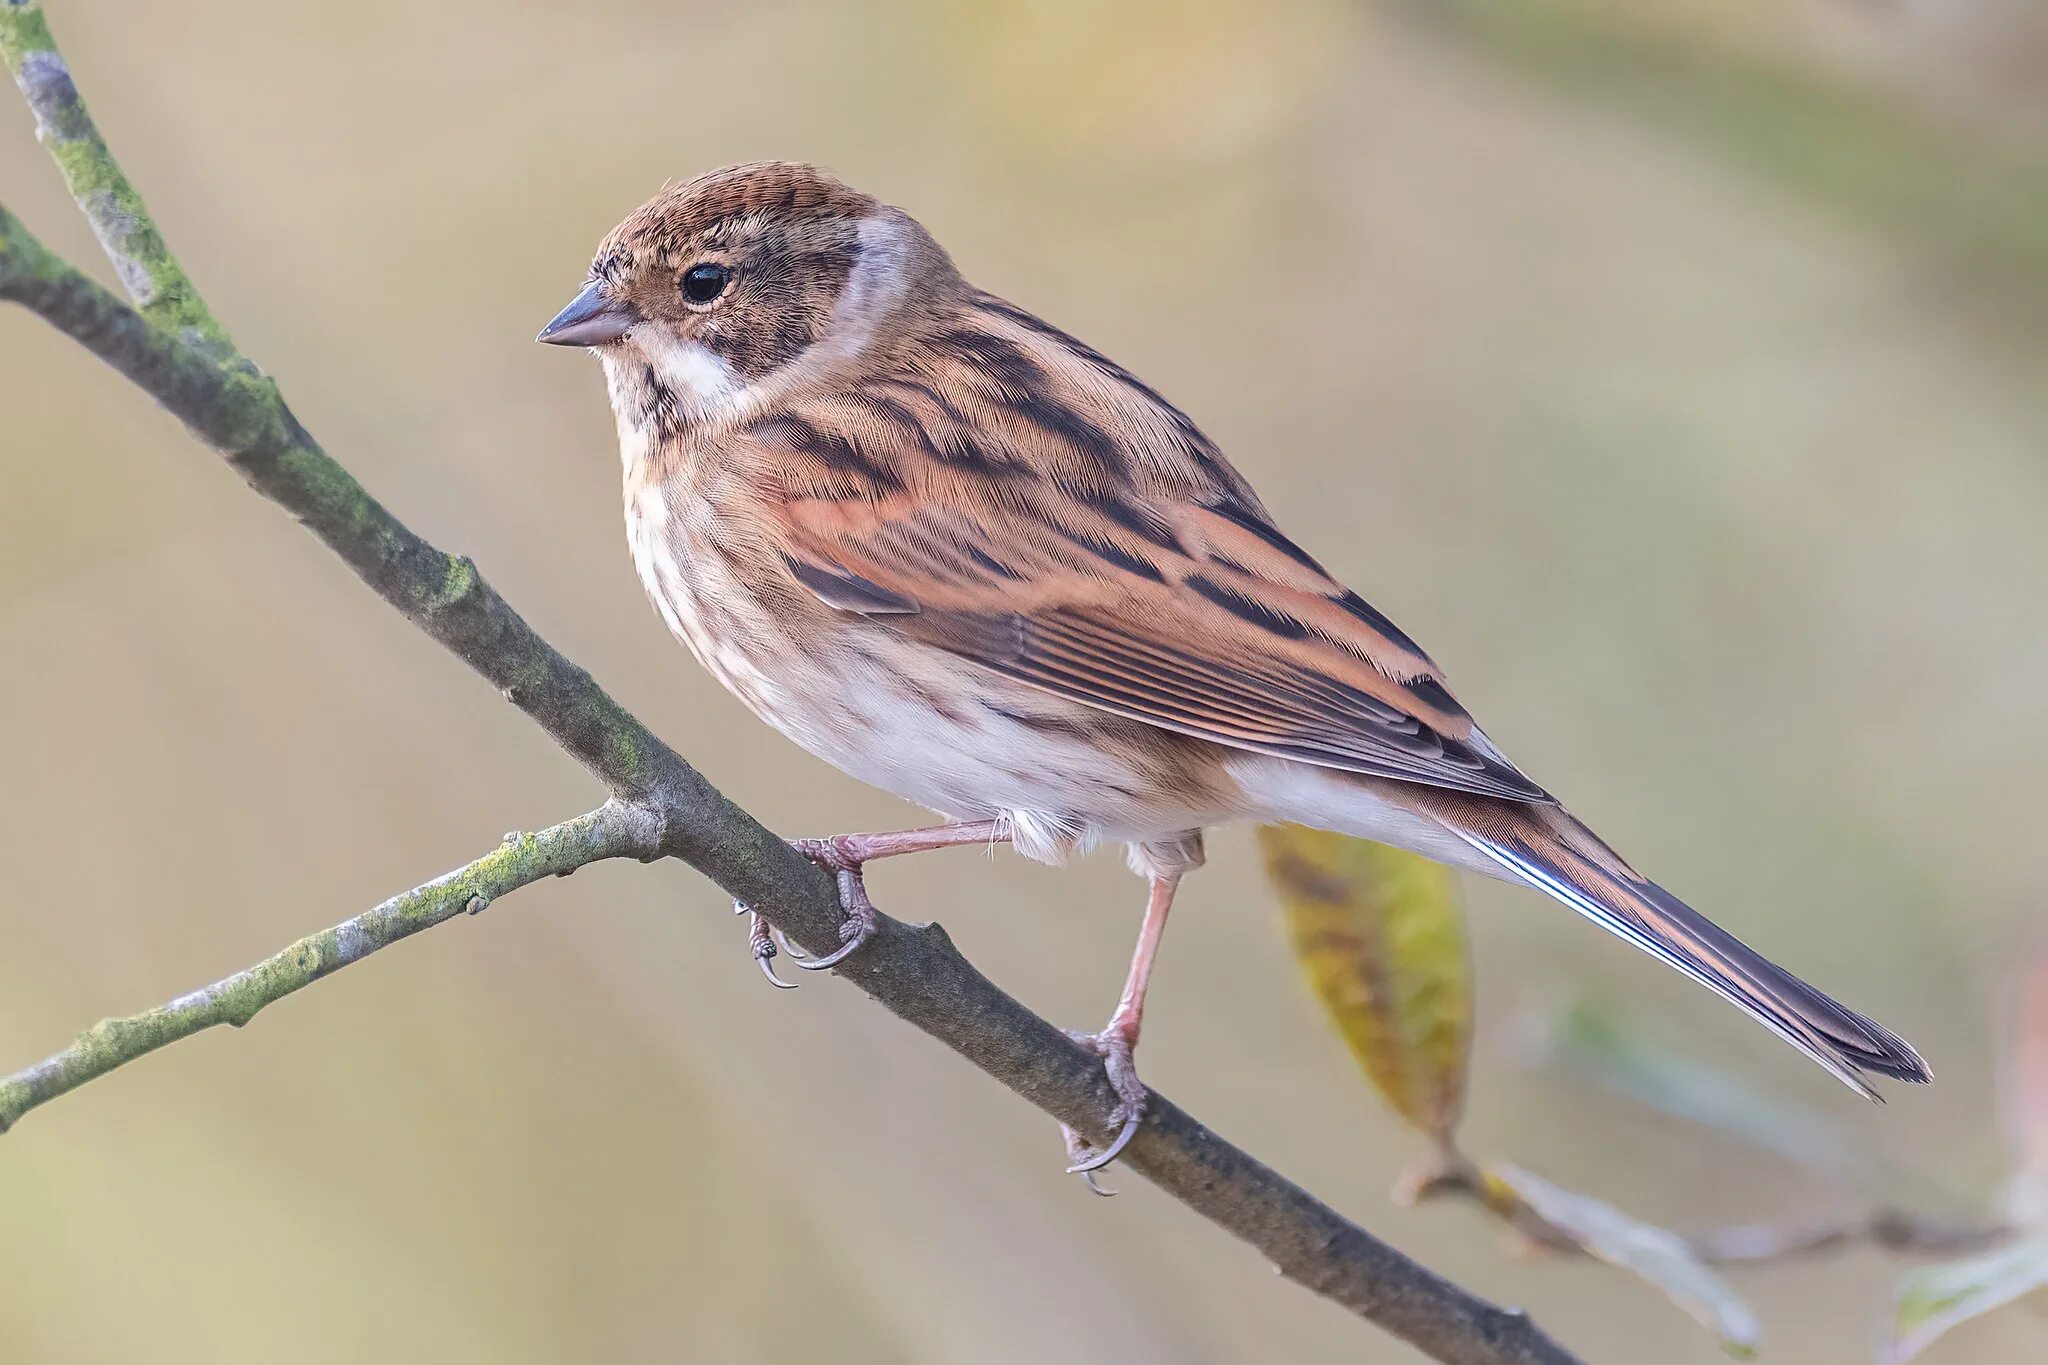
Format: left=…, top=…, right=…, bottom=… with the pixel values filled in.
left=540, top=162, right=1928, bottom=1174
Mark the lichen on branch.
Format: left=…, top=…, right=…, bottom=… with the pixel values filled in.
left=0, top=804, right=659, bottom=1134
left=0, top=0, right=228, bottom=348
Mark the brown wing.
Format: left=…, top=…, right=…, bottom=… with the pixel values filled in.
left=750, top=290, right=1552, bottom=804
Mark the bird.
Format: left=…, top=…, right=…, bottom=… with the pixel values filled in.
left=538, top=160, right=1929, bottom=1176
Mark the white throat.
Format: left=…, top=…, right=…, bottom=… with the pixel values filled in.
left=611, top=331, right=746, bottom=424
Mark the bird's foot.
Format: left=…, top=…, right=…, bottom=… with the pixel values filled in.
left=734, top=835, right=881, bottom=984
left=744, top=909, right=796, bottom=989
left=1059, top=1020, right=1147, bottom=1193
left=785, top=837, right=880, bottom=971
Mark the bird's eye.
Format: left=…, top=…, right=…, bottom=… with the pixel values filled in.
left=680, top=262, right=730, bottom=305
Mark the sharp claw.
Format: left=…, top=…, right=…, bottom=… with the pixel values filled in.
left=1059, top=1024, right=1147, bottom=1176
left=1065, top=1106, right=1143, bottom=1174
left=756, top=950, right=797, bottom=989
left=793, top=923, right=869, bottom=970
left=1061, top=1125, right=1118, bottom=1191
left=747, top=912, right=798, bottom=990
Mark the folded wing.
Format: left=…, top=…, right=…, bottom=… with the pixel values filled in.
left=771, top=466, right=1550, bottom=803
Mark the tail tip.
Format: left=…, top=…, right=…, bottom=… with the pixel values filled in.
left=1843, top=1021, right=1932, bottom=1093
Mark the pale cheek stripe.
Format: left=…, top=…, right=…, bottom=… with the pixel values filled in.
left=639, top=331, right=747, bottom=417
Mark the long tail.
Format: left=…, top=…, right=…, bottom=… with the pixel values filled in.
left=1445, top=804, right=1930, bottom=1098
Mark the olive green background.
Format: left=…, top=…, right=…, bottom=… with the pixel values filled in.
left=4, top=1, right=2044, bottom=1361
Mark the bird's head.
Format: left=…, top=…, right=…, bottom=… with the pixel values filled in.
left=538, top=161, right=954, bottom=429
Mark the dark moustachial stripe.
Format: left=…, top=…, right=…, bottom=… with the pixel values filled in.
left=633, top=363, right=683, bottom=435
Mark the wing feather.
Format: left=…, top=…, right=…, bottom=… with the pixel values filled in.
left=750, top=292, right=1553, bottom=805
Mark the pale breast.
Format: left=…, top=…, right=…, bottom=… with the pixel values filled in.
left=625, top=476, right=783, bottom=712
left=623, top=476, right=1236, bottom=864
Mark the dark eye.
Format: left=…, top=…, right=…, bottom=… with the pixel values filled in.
left=680, top=262, right=729, bottom=304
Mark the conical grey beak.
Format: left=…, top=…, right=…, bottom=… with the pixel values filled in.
left=537, top=281, right=638, bottom=346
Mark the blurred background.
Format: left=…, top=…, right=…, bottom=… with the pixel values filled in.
left=5, top=0, right=2046, bottom=1360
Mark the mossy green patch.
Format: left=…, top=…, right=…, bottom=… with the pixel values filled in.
left=0, top=3, right=59, bottom=67
left=2, top=1, right=233, bottom=347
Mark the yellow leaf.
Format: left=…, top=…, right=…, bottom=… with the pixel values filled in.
left=1257, top=825, right=1471, bottom=1140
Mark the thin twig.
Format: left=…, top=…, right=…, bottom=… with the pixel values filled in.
left=1401, top=1147, right=2013, bottom=1265
left=0, top=1, right=225, bottom=346
left=1684, top=1211, right=2014, bottom=1264
left=0, top=6, right=1581, bottom=1363
left=0, top=803, right=659, bottom=1131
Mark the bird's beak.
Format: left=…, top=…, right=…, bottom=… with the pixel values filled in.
left=536, top=281, right=639, bottom=347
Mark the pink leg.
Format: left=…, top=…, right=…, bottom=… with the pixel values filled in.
left=1063, top=871, right=1182, bottom=1183
left=1107, top=872, right=1179, bottom=1043
left=743, top=820, right=1012, bottom=980
left=792, top=819, right=1009, bottom=868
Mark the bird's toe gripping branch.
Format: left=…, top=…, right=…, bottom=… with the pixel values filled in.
left=1060, top=1022, right=1148, bottom=1193
left=735, top=834, right=887, bottom=983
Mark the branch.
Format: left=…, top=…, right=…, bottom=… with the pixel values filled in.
left=0, top=6, right=1580, bottom=1363
left=0, top=803, right=659, bottom=1130
left=0, top=1, right=225, bottom=347
left=1684, top=1211, right=2014, bottom=1265
left=1402, top=1149, right=2013, bottom=1266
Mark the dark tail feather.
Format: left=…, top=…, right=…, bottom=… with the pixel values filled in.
left=1449, top=811, right=1930, bottom=1098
